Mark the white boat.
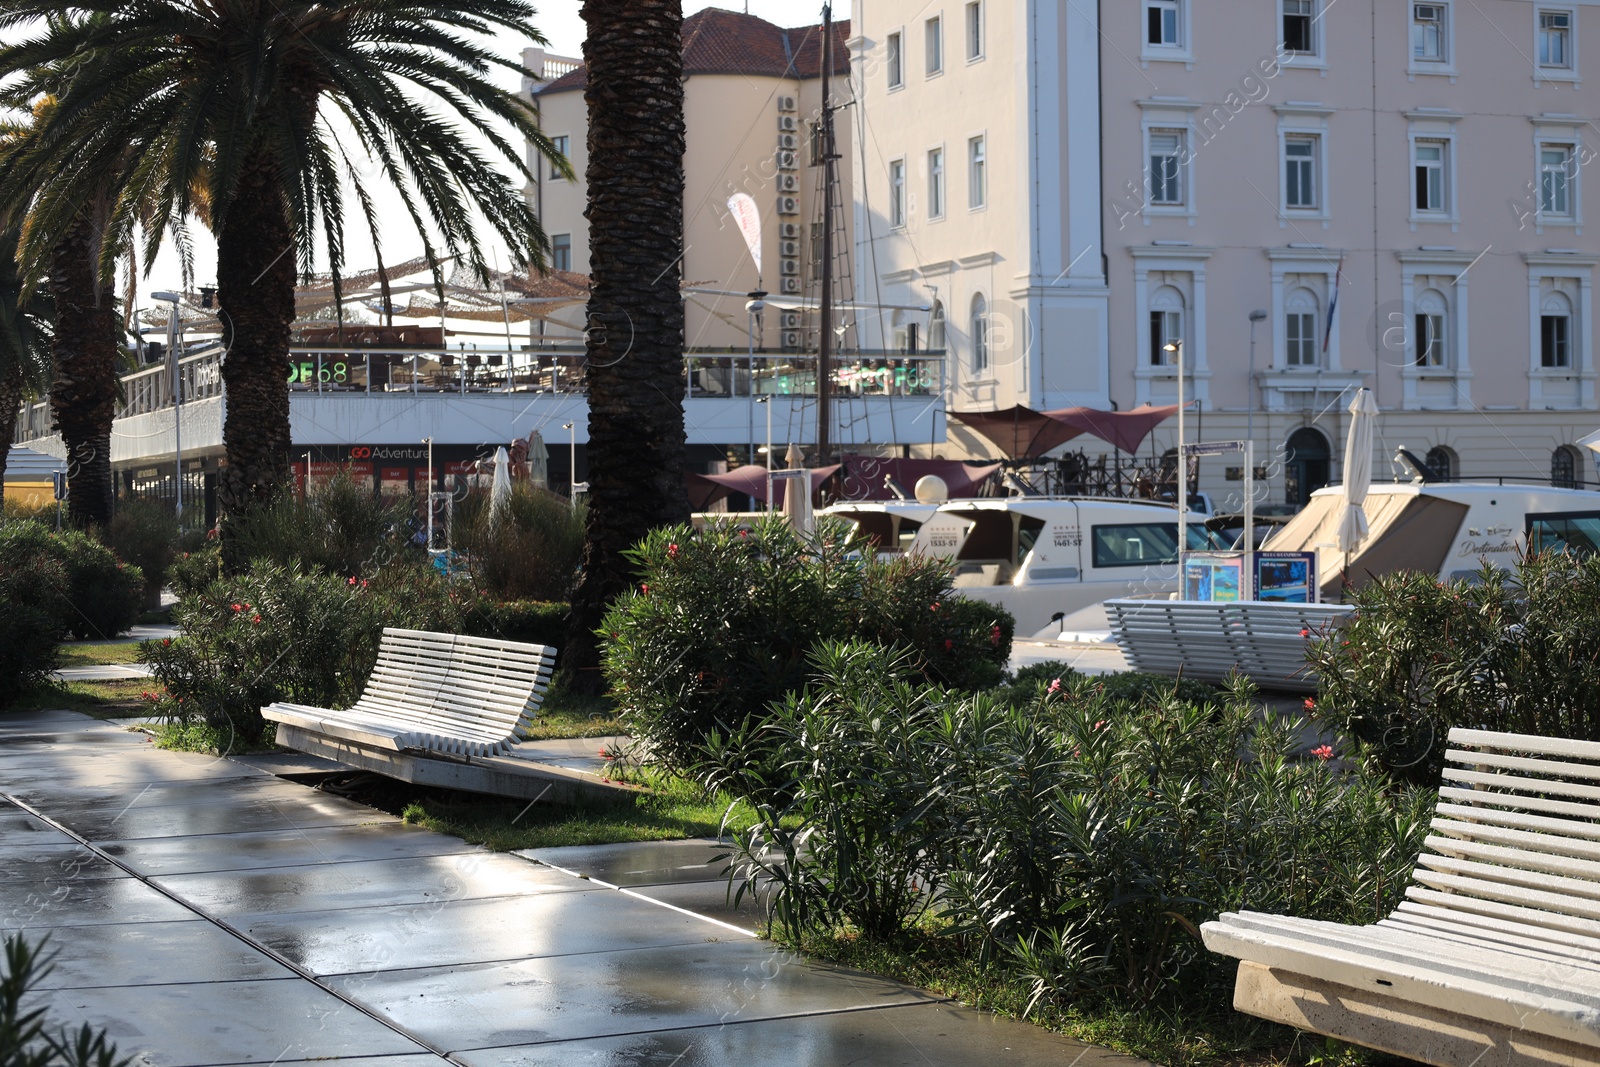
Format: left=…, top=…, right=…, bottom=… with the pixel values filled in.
left=1265, top=480, right=1600, bottom=599
left=829, top=495, right=1227, bottom=635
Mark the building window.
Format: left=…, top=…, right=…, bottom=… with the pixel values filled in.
left=925, top=16, right=943, bottom=75
left=1146, top=0, right=1182, bottom=48
left=551, top=233, right=571, bottom=272
left=927, top=148, right=945, bottom=219
left=886, top=31, right=903, bottom=88
left=889, top=158, right=906, bottom=227
left=1542, top=292, right=1574, bottom=367
left=549, top=135, right=569, bottom=181
left=1553, top=445, right=1580, bottom=488
left=1284, top=136, right=1318, bottom=209
left=968, top=135, right=987, bottom=209
left=1413, top=139, right=1449, bottom=214
left=1283, top=0, right=1316, bottom=54
left=1412, top=3, right=1448, bottom=63
left=1285, top=287, right=1321, bottom=366
left=1414, top=289, right=1449, bottom=366
left=966, top=2, right=984, bottom=60
left=1148, top=129, right=1186, bottom=206
left=1148, top=286, right=1185, bottom=366
left=970, top=293, right=990, bottom=373
left=1540, top=144, right=1576, bottom=218
left=1539, top=10, right=1573, bottom=69
left=1424, top=446, right=1455, bottom=482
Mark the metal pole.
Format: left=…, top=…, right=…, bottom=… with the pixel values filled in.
left=817, top=3, right=836, bottom=464
left=1244, top=440, right=1255, bottom=598
left=563, top=422, right=576, bottom=504
left=165, top=302, right=183, bottom=523
left=1173, top=339, right=1186, bottom=577
left=423, top=437, right=434, bottom=549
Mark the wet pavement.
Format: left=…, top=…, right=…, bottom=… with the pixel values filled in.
left=1, top=708, right=1149, bottom=1066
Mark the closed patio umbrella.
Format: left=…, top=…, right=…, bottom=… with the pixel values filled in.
left=1337, top=388, right=1378, bottom=556
left=490, top=447, right=512, bottom=522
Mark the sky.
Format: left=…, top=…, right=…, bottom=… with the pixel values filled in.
left=141, top=1, right=853, bottom=303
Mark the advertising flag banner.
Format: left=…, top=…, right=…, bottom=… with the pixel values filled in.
left=726, top=193, right=763, bottom=277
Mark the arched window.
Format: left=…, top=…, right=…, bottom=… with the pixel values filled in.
left=970, top=293, right=989, bottom=373
left=1285, top=286, right=1321, bottom=367
left=1553, top=445, right=1581, bottom=488
left=927, top=300, right=946, bottom=352
left=1149, top=285, right=1184, bottom=366
left=1415, top=289, right=1448, bottom=367
left=1425, top=445, right=1455, bottom=482
left=1541, top=291, right=1574, bottom=369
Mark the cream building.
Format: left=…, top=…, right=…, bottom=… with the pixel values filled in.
left=856, top=0, right=1600, bottom=507
left=528, top=9, right=854, bottom=355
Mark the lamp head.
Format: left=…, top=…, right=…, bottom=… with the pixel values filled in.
left=1163, top=340, right=1181, bottom=352
left=151, top=291, right=181, bottom=303
left=1248, top=308, right=1269, bottom=322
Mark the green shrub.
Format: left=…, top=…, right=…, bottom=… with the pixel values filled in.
left=223, top=473, right=418, bottom=578
left=1310, top=552, right=1600, bottom=785
left=168, top=541, right=223, bottom=599
left=601, top=516, right=1013, bottom=777
left=712, top=642, right=1431, bottom=1012
left=104, top=498, right=181, bottom=609
left=465, top=599, right=568, bottom=650
left=0, top=546, right=67, bottom=700
left=1, top=934, right=131, bottom=1067
left=455, top=484, right=585, bottom=601
left=0, top=520, right=142, bottom=639
left=141, top=559, right=462, bottom=743
left=993, top=660, right=1215, bottom=709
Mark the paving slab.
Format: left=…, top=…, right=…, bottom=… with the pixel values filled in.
left=102, top=822, right=483, bottom=876
left=28, top=780, right=389, bottom=841
left=455, top=1002, right=1152, bottom=1067
left=0, top=839, right=129, bottom=887
left=327, top=941, right=940, bottom=1052
left=3, top=873, right=195, bottom=929
left=154, top=853, right=590, bottom=918
left=40, top=979, right=428, bottom=1066
left=25, top=919, right=295, bottom=989
left=624, top=880, right=767, bottom=931
left=51, top=664, right=154, bottom=681
left=519, top=838, right=730, bottom=887
left=240, top=890, right=727, bottom=977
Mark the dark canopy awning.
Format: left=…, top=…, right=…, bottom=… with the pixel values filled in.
left=836, top=456, right=1000, bottom=501
left=949, top=405, right=1084, bottom=459
left=686, top=464, right=841, bottom=511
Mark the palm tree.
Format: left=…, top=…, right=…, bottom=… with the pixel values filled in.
left=563, top=0, right=692, bottom=691
left=0, top=0, right=566, bottom=564
left=0, top=226, right=53, bottom=498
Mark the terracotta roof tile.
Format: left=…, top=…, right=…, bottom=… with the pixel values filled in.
left=537, top=8, right=849, bottom=95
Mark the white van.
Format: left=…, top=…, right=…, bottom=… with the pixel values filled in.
left=899, top=497, right=1227, bottom=635
left=1265, top=481, right=1600, bottom=599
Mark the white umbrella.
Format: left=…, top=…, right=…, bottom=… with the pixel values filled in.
left=779, top=470, right=814, bottom=537
left=1336, top=388, right=1378, bottom=554
left=526, top=431, right=550, bottom=490
left=490, top=446, right=511, bottom=522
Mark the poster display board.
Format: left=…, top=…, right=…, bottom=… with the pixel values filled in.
left=1184, top=553, right=1245, bottom=602
left=1254, top=551, right=1318, bottom=603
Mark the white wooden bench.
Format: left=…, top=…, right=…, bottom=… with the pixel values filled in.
left=1105, top=599, right=1353, bottom=692
left=262, top=628, right=555, bottom=759
left=1203, top=728, right=1600, bottom=1067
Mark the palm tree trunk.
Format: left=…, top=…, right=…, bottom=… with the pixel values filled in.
left=215, top=153, right=296, bottom=572
left=565, top=0, right=691, bottom=693
left=0, top=361, right=24, bottom=502
left=48, top=215, right=119, bottom=528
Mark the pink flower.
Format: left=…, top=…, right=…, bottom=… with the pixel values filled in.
left=989, top=624, right=1002, bottom=647
left=230, top=603, right=242, bottom=612
left=1299, top=629, right=1310, bottom=638
left=943, top=638, right=954, bottom=651
left=1303, top=697, right=1316, bottom=711
left=1311, top=744, right=1334, bottom=761
left=930, top=601, right=941, bottom=612
left=1047, top=677, right=1061, bottom=695
left=252, top=614, right=262, bottom=625
left=360, top=579, right=368, bottom=588
left=667, top=543, right=680, bottom=559
left=640, top=583, right=650, bottom=595
left=348, top=576, right=357, bottom=586
left=1094, top=720, right=1107, bottom=731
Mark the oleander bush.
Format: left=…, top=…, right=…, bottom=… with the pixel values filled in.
left=104, top=497, right=190, bottom=610
left=708, top=643, right=1431, bottom=1014
left=0, top=520, right=142, bottom=639
left=0, top=545, right=68, bottom=700
left=1, top=935, right=130, bottom=1067
left=1309, top=551, right=1600, bottom=786
left=601, top=516, right=1014, bottom=779
left=223, top=473, right=419, bottom=579
left=464, top=598, right=568, bottom=650
left=455, top=484, right=586, bottom=602
left=141, top=559, right=463, bottom=744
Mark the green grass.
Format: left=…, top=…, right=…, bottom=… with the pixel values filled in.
left=152, top=720, right=279, bottom=755
left=397, top=772, right=759, bottom=851
left=792, top=925, right=1389, bottom=1067
left=56, top=641, right=147, bottom=668
left=6, top=678, right=153, bottom=719
left=523, top=687, right=623, bottom=740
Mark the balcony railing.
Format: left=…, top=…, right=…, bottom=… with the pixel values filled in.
left=12, top=344, right=947, bottom=442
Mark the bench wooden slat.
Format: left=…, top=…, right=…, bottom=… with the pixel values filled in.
left=1430, top=817, right=1600, bottom=862
left=1385, top=902, right=1600, bottom=961
left=1449, top=728, right=1600, bottom=762
left=1444, top=747, right=1600, bottom=784
left=1432, top=801, right=1600, bottom=842
left=1438, top=783, right=1600, bottom=821
left=1441, top=766, right=1600, bottom=804
left=1423, top=833, right=1600, bottom=883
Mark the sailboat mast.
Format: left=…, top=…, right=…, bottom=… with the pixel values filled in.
left=817, top=3, right=835, bottom=463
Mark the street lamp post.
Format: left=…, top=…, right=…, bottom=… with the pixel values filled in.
left=562, top=422, right=576, bottom=505
left=746, top=291, right=765, bottom=466
left=422, top=437, right=434, bottom=549
left=1164, top=338, right=1186, bottom=565
left=1246, top=308, right=1268, bottom=465
left=754, top=396, right=772, bottom=512
left=152, top=292, right=184, bottom=523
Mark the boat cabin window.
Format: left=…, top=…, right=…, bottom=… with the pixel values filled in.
left=1090, top=522, right=1226, bottom=568
left=1527, top=511, right=1600, bottom=557
left=954, top=512, right=1045, bottom=564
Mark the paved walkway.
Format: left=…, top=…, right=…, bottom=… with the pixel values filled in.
left=1, top=708, right=1147, bottom=1067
